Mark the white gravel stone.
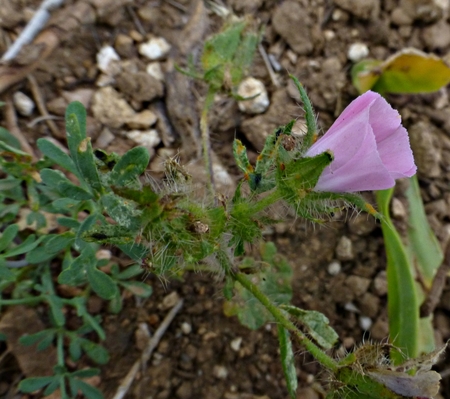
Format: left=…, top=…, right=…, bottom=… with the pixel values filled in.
left=96, top=46, right=120, bottom=74
left=126, top=129, right=161, bottom=148
left=347, top=42, right=369, bottom=62
left=92, top=86, right=135, bottom=129
left=181, top=322, right=192, bottom=335
left=327, top=261, right=341, bottom=276
left=359, top=316, right=373, bottom=331
left=230, top=337, right=242, bottom=352
left=213, top=365, right=228, bottom=379
left=237, top=77, right=270, bottom=114
left=146, top=62, right=164, bottom=81
left=139, top=37, right=171, bottom=60
left=13, top=91, right=34, bottom=116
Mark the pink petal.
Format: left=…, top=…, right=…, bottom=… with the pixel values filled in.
left=306, top=91, right=416, bottom=193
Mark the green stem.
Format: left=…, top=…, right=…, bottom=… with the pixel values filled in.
left=232, top=272, right=338, bottom=372
left=249, top=189, right=284, bottom=215
left=0, top=296, right=45, bottom=306
left=200, top=87, right=217, bottom=197
left=56, top=332, right=65, bottom=366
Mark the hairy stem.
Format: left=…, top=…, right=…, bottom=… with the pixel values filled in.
left=231, top=272, right=338, bottom=372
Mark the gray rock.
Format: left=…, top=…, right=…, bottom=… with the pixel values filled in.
left=272, top=1, right=313, bottom=55
left=333, top=0, right=380, bottom=19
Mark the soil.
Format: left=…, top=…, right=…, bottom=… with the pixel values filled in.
left=1, top=0, right=450, bottom=398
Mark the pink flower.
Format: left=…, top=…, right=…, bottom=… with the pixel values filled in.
left=306, top=91, right=416, bottom=192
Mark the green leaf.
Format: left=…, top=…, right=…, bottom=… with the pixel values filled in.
left=40, top=168, right=71, bottom=189
left=0, top=224, right=19, bottom=252
left=376, top=189, right=418, bottom=362
left=47, top=295, right=65, bottom=327
left=225, top=242, right=292, bottom=330
left=69, top=337, right=82, bottom=360
left=120, top=281, right=153, bottom=297
left=86, top=264, right=118, bottom=300
left=352, top=48, right=450, bottom=94
left=6, top=234, right=45, bottom=257
left=0, top=127, right=21, bottom=149
left=80, top=339, right=110, bottom=364
left=110, top=146, right=150, bottom=186
left=37, top=138, right=79, bottom=175
left=0, top=140, right=31, bottom=157
left=65, top=101, right=102, bottom=193
left=19, top=376, right=55, bottom=392
left=405, top=175, right=443, bottom=287
left=69, top=377, right=104, bottom=399
left=0, top=177, right=21, bottom=191
left=277, top=325, right=297, bottom=399
left=116, top=263, right=142, bottom=279
left=58, top=181, right=94, bottom=200
left=71, top=368, right=100, bottom=379
left=280, top=305, right=339, bottom=350
left=20, top=330, right=54, bottom=346
left=46, top=232, right=75, bottom=254
left=58, top=250, right=92, bottom=286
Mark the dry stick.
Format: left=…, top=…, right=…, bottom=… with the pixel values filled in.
left=1, top=0, right=66, bottom=62
left=27, top=74, right=61, bottom=137
left=112, top=299, right=184, bottom=399
left=258, top=44, right=280, bottom=88
left=3, top=97, right=37, bottom=160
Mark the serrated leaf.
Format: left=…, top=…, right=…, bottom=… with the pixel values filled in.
left=37, top=138, right=78, bottom=175
left=278, top=325, right=297, bottom=399
left=86, top=264, right=118, bottom=300
left=110, top=146, right=150, bottom=186
left=280, top=305, right=339, bottom=350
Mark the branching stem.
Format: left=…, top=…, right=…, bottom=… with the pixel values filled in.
left=230, top=272, right=338, bottom=372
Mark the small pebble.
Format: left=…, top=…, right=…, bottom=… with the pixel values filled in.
left=230, top=337, right=242, bottom=352
left=327, top=261, right=341, bottom=276
left=213, top=365, right=228, bottom=379
left=126, top=129, right=161, bottom=148
left=13, top=91, right=34, bottom=116
left=146, top=62, right=164, bottom=81
left=237, top=77, right=270, bottom=114
left=347, top=43, right=369, bottom=62
left=336, top=236, right=354, bottom=261
left=159, top=291, right=180, bottom=310
left=391, top=197, right=407, bottom=219
left=181, top=322, right=192, bottom=335
left=96, top=45, right=120, bottom=74
left=359, top=316, right=373, bottom=331
left=95, top=127, right=115, bottom=148
left=344, top=302, right=360, bottom=313
left=139, top=37, right=171, bottom=60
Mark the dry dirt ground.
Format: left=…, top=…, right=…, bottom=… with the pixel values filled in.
left=1, top=0, right=450, bottom=398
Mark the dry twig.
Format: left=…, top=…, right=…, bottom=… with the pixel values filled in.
left=27, top=74, right=61, bottom=137
left=3, top=96, right=37, bottom=160
left=112, top=299, right=184, bottom=399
